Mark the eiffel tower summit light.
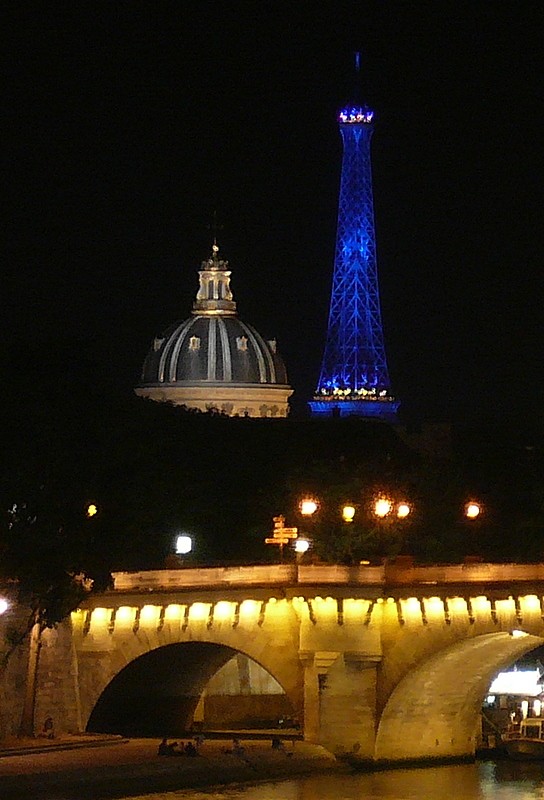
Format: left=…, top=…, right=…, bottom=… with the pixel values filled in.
left=310, top=54, right=399, bottom=422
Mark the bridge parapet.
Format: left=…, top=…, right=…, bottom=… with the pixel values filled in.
left=111, top=562, right=544, bottom=592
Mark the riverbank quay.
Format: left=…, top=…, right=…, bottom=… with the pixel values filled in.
left=0, top=737, right=343, bottom=800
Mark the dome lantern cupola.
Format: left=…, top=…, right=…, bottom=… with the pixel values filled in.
left=192, top=243, right=237, bottom=317
left=136, top=242, right=293, bottom=418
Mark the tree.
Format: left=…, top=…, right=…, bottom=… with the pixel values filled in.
left=0, top=491, right=93, bottom=736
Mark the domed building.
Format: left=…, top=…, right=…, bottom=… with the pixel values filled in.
left=135, top=244, right=293, bottom=417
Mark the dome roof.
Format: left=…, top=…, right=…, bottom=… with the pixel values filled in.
left=141, top=315, right=288, bottom=386
left=136, top=243, right=292, bottom=417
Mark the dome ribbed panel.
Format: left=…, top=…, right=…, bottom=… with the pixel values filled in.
left=139, top=315, right=289, bottom=387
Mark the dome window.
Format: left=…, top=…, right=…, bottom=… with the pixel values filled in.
left=153, top=337, right=165, bottom=352
left=189, top=336, right=201, bottom=351
left=236, top=336, right=248, bottom=352
left=267, top=339, right=277, bottom=353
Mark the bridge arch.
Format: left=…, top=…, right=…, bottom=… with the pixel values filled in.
left=73, top=597, right=303, bottom=732
left=375, top=631, right=544, bottom=762
left=86, top=641, right=298, bottom=736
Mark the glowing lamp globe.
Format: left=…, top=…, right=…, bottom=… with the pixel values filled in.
left=374, top=498, right=392, bottom=518
left=175, top=534, right=193, bottom=555
left=300, top=498, right=318, bottom=516
left=0, top=598, right=9, bottom=615
left=294, top=538, right=310, bottom=554
left=397, top=503, right=411, bottom=519
left=86, top=503, right=98, bottom=518
left=465, top=502, right=481, bottom=520
left=342, top=505, right=356, bottom=523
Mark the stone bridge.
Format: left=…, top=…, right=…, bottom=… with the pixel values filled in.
left=30, top=562, right=544, bottom=764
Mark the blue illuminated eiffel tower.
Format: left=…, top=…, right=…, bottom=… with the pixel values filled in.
left=310, top=58, right=399, bottom=421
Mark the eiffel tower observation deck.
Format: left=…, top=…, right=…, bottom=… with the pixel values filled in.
left=310, top=56, right=399, bottom=422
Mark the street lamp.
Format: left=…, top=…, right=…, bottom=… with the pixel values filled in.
left=396, top=502, right=411, bottom=519
left=294, top=538, right=310, bottom=554
left=373, top=498, right=393, bottom=518
left=86, top=503, right=98, bottom=518
left=175, top=534, right=193, bottom=555
left=342, top=504, right=356, bottom=523
left=0, top=598, right=9, bottom=615
left=464, top=501, right=482, bottom=520
left=299, top=498, right=319, bottom=517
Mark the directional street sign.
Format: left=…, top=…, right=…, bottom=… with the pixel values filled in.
left=265, top=537, right=289, bottom=545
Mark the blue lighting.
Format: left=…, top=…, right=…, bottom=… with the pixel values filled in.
left=338, top=105, right=374, bottom=124
left=310, top=99, right=398, bottom=421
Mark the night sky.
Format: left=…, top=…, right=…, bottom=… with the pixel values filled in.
left=6, top=3, right=544, bottom=427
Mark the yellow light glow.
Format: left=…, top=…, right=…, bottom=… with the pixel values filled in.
left=404, top=597, right=421, bottom=613
left=86, top=503, right=98, bottom=518
left=240, top=600, right=260, bottom=617
left=472, top=595, right=490, bottom=613
left=164, top=604, right=184, bottom=620
left=342, top=505, right=356, bottom=522
left=397, top=502, right=411, bottom=518
left=424, top=597, right=444, bottom=616
left=374, top=498, right=392, bottom=518
left=521, top=595, right=541, bottom=612
left=294, top=538, right=310, bottom=553
left=344, top=598, right=369, bottom=619
left=512, top=629, right=529, bottom=638
left=214, top=601, right=233, bottom=621
left=495, top=598, right=516, bottom=615
left=115, top=606, right=136, bottom=623
left=91, top=607, right=110, bottom=625
left=465, top=501, right=481, bottom=519
left=140, top=604, right=160, bottom=623
left=448, top=597, right=467, bottom=614
left=300, top=498, right=318, bottom=516
left=189, top=603, right=210, bottom=621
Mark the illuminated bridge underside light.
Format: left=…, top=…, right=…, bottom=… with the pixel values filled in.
left=214, top=601, right=234, bottom=621
left=164, top=604, right=184, bottom=621
left=188, top=603, right=210, bottom=621
left=115, top=606, right=137, bottom=623
left=495, top=598, right=516, bottom=615
left=240, top=600, right=260, bottom=618
left=472, top=596, right=491, bottom=613
left=140, top=605, right=161, bottom=623
left=91, top=607, right=110, bottom=624
left=423, top=597, right=444, bottom=617
left=521, top=595, right=541, bottom=612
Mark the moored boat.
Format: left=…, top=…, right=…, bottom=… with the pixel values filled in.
left=505, top=718, right=544, bottom=760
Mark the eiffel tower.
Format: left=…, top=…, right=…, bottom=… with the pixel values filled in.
left=310, top=56, right=399, bottom=421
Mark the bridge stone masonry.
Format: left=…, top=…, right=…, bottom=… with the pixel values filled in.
left=20, top=562, right=544, bottom=765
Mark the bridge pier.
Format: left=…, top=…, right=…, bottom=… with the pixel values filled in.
left=300, top=649, right=381, bottom=760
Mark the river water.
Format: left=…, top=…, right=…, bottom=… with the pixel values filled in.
left=123, top=761, right=544, bottom=800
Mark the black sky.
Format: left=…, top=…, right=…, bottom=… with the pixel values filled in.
left=5, top=3, right=544, bottom=427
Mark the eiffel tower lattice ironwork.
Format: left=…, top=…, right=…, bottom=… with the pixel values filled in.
left=309, top=70, right=399, bottom=421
